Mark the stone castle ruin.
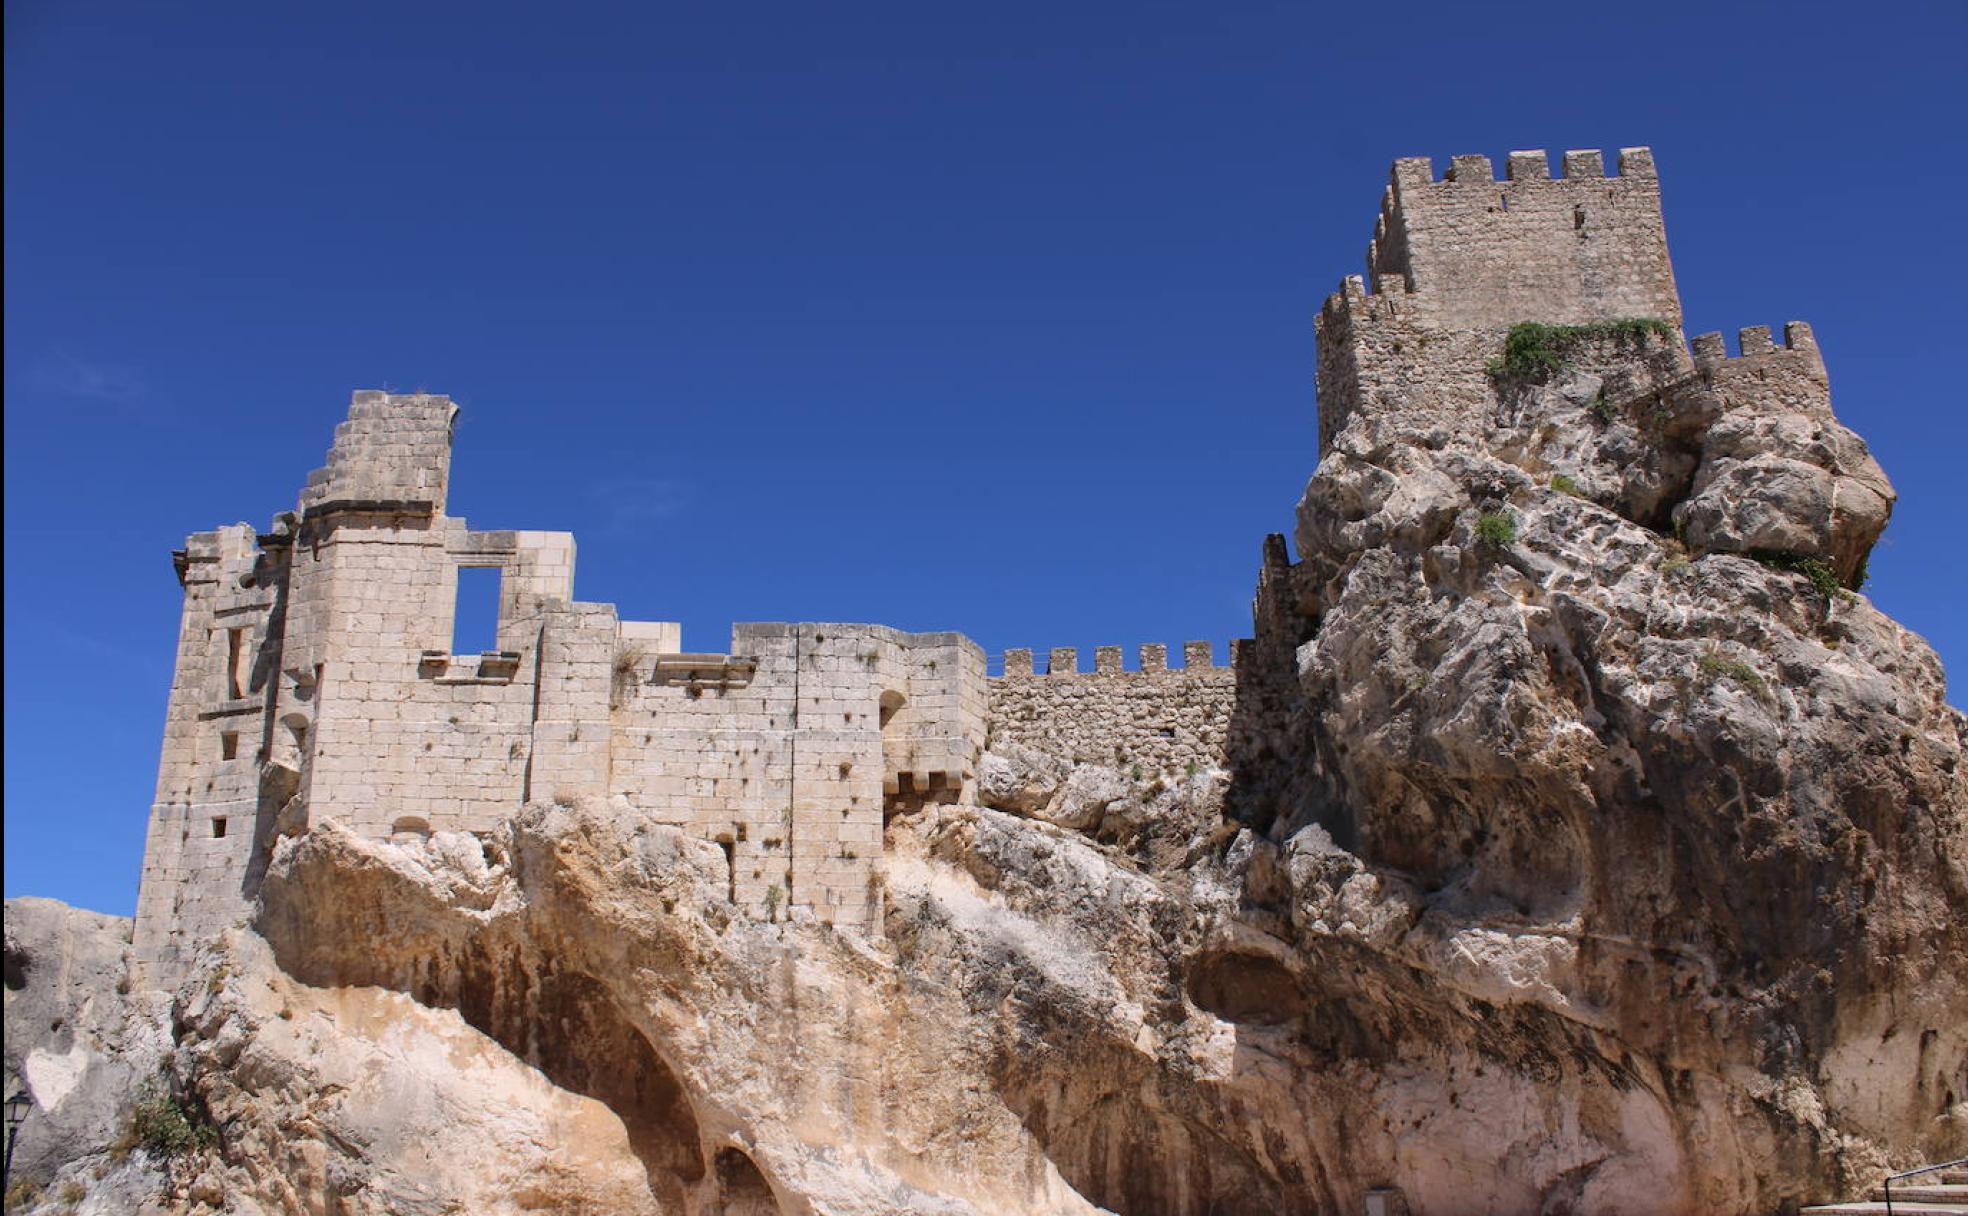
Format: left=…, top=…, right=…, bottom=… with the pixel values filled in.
left=132, top=407, right=1246, bottom=973
left=135, top=145, right=1869, bottom=980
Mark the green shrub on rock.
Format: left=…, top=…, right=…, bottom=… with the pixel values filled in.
left=1475, top=511, right=1518, bottom=548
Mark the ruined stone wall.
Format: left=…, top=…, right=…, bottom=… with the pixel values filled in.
left=136, top=391, right=991, bottom=971
left=133, top=524, right=290, bottom=977
left=608, top=623, right=985, bottom=927
left=297, top=391, right=456, bottom=513
left=987, top=642, right=1239, bottom=776
left=292, top=521, right=592, bottom=838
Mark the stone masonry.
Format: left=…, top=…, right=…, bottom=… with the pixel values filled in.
left=989, top=643, right=1238, bottom=778
left=137, top=145, right=1806, bottom=982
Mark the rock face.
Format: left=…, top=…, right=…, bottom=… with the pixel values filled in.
left=1262, top=319, right=1968, bottom=1210
left=3, top=899, right=170, bottom=1192
left=5, top=148, right=1966, bottom=1215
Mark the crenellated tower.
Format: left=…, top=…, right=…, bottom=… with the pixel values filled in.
left=1316, top=147, right=1684, bottom=451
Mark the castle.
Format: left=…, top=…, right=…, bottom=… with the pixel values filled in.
left=134, top=146, right=1828, bottom=978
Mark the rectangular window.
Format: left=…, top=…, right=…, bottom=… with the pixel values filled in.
left=452, top=566, right=503, bottom=655
left=220, top=731, right=240, bottom=761
left=211, top=817, right=227, bottom=839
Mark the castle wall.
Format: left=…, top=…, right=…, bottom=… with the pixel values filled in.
left=1313, top=277, right=1509, bottom=454
left=988, top=642, right=1238, bottom=776
left=607, top=623, right=985, bottom=927
left=1690, top=322, right=1831, bottom=416
left=135, top=145, right=1733, bottom=980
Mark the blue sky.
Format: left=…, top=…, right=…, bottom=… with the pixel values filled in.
left=7, top=0, right=1965, bottom=916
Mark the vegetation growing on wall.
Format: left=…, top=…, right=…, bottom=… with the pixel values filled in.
left=1487, top=318, right=1674, bottom=383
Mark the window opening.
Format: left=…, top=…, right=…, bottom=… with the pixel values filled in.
left=716, top=835, right=736, bottom=903
left=212, top=817, right=227, bottom=839
left=220, top=731, right=240, bottom=760
left=452, top=566, right=503, bottom=655
left=225, top=627, right=248, bottom=699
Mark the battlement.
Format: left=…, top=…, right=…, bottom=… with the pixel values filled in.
left=1314, top=146, right=1687, bottom=454
left=989, top=640, right=1242, bottom=775
left=995, top=640, right=1246, bottom=677
left=1690, top=321, right=1823, bottom=370
left=1684, top=321, right=1831, bottom=419
left=1383, top=146, right=1656, bottom=190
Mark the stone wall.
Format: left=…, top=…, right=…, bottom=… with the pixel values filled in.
left=1690, top=321, right=1829, bottom=414
left=608, top=622, right=985, bottom=927
left=988, top=642, right=1239, bottom=776
left=1367, top=148, right=1680, bottom=331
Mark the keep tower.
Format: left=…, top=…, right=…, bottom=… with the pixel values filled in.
left=1315, top=147, right=1683, bottom=451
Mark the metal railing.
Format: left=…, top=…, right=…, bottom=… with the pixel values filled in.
left=1883, top=1157, right=1965, bottom=1215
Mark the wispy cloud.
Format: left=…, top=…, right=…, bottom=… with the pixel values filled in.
left=588, top=478, right=691, bottom=534
left=28, top=350, right=152, bottom=411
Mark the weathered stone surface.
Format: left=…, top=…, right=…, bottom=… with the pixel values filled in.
left=3, top=898, right=171, bottom=1193
left=249, top=805, right=1102, bottom=1216
left=172, top=930, right=662, bottom=1216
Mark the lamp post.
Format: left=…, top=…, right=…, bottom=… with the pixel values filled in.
left=3, top=1087, right=32, bottom=1191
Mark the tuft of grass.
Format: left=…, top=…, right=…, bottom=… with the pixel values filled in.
left=1550, top=473, right=1582, bottom=497
left=1487, top=318, right=1674, bottom=383
left=763, top=884, right=782, bottom=919
left=1661, top=556, right=1691, bottom=577
left=1750, top=550, right=1847, bottom=601
left=1589, top=389, right=1619, bottom=423
left=1474, top=510, right=1518, bottom=549
left=1698, top=651, right=1764, bottom=693
left=125, top=1081, right=218, bottom=1159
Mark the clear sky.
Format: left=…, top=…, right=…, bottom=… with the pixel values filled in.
left=7, top=0, right=1965, bottom=916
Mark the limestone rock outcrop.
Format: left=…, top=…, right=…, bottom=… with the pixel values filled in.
left=3, top=899, right=171, bottom=1199
left=1252, top=322, right=1968, bottom=1210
